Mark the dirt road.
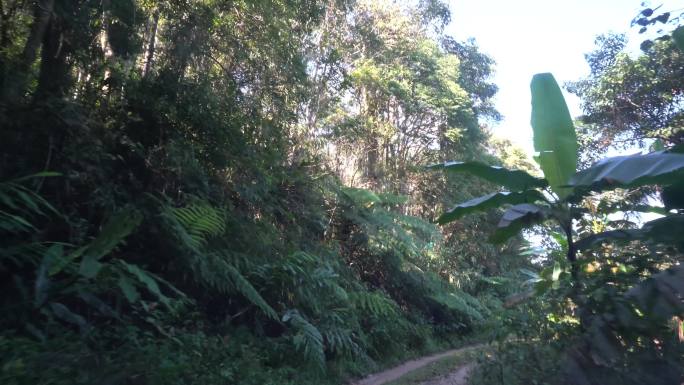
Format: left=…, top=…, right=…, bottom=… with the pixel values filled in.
left=420, top=363, right=475, bottom=385
left=351, top=345, right=481, bottom=385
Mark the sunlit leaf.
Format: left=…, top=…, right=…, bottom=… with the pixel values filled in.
left=568, top=152, right=684, bottom=194
left=428, top=161, right=547, bottom=191
left=552, top=261, right=562, bottom=281
left=530, top=73, right=578, bottom=199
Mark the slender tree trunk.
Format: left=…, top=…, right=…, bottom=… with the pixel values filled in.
left=563, top=218, right=589, bottom=329
left=143, top=10, right=160, bottom=77
left=564, top=222, right=578, bottom=281
left=100, top=0, right=113, bottom=93
left=34, top=13, right=69, bottom=100
left=19, top=0, right=53, bottom=73
left=367, top=137, right=379, bottom=189
left=1, top=0, right=54, bottom=101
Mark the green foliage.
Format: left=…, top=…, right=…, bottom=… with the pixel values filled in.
left=58, top=209, right=143, bottom=278
left=568, top=151, right=684, bottom=193
left=575, top=214, right=684, bottom=251
left=0, top=0, right=514, bottom=384
left=283, top=310, right=326, bottom=370
left=673, top=26, right=684, bottom=52
left=438, top=191, right=547, bottom=225
left=167, top=203, right=226, bottom=248
left=350, top=291, right=397, bottom=317
left=491, top=204, right=548, bottom=244
left=438, top=64, right=684, bottom=384
left=428, top=161, right=547, bottom=191
left=0, top=174, right=59, bottom=234
left=530, top=73, right=578, bottom=199
left=162, top=200, right=278, bottom=320
left=567, top=32, right=684, bottom=160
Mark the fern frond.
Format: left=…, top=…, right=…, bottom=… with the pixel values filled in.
left=167, top=203, right=225, bottom=248
left=429, top=291, right=485, bottom=322
left=189, top=251, right=278, bottom=320
left=160, top=200, right=277, bottom=319
left=322, top=326, right=358, bottom=356
left=341, top=187, right=381, bottom=208
left=0, top=178, right=59, bottom=235
left=283, top=309, right=325, bottom=370
left=396, top=214, right=440, bottom=240
left=350, top=291, right=397, bottom=316
left=223, top=261, right=278, bottom=320
left=0, top=176, right=60, bottom=268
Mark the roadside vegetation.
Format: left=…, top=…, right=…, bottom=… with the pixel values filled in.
left=0, top=2, right=682, bottom=385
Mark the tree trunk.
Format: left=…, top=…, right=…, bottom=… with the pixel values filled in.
left=366, top=137, right=379, bottom=189
left=1, top=0, right=54, bottom=101
left=100, top=0, right=113, bottom=93
left=143, top=10, right=160, bottom=77
left=34, top=13, right=70, bottom=100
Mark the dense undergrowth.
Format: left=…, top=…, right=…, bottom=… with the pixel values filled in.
left=0, top=173, right=493, bottom=384
left=0, top=1, right=523, bottom=384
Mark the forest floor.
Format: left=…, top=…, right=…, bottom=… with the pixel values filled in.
left=352, top=344, right=484, bottom=385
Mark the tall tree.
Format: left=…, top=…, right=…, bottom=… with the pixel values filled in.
left=568, top=33, right=684, bottom=161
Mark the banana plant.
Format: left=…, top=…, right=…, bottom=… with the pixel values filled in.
left=430, top=73, right=684, bottom=281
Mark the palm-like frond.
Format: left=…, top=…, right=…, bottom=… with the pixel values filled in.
left=167, top=203, right=226, bottom=248
left=283, top=309, right=325, bottom=370
left=162, top=200, right=278, bottom=319
left=0, top=177, right=58, bottom=234
left=350, top=291, right=397, bottom=317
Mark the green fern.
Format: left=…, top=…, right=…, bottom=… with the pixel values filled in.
left=429, top=291, right=485, bottom=322
left=282, top=309, right=325, bottom=370
left=167, top=202, right=226, bottom=248
left=223, top=259, right=278, bottom=319
left=341, top=187, right=381, bottom=208
left=162, top=200, right=278, bottom=319
left=350, top=291, right=397, bottom=316
left=185, top=250, right=278, bottom=320
left=322, top=326, right=358, bottom=356
left=0, top=174, right=60, bottom=268
left=0, top=174, right=59, bottom=234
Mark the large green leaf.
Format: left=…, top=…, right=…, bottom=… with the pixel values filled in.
left=49, top=209, right=142, bottom=277
left=428, top=161, right=547, bottom=191
left=568, top=152, right=684, bottom=194
left=490, top=203, right=547, bottom=244
left=530, top=73, right=578, bottom=199
left=437, top=190, right=547, bottom=224
left=120, top=260, right=173, bottom=308
left=575, top=214, right=684, bottom=251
